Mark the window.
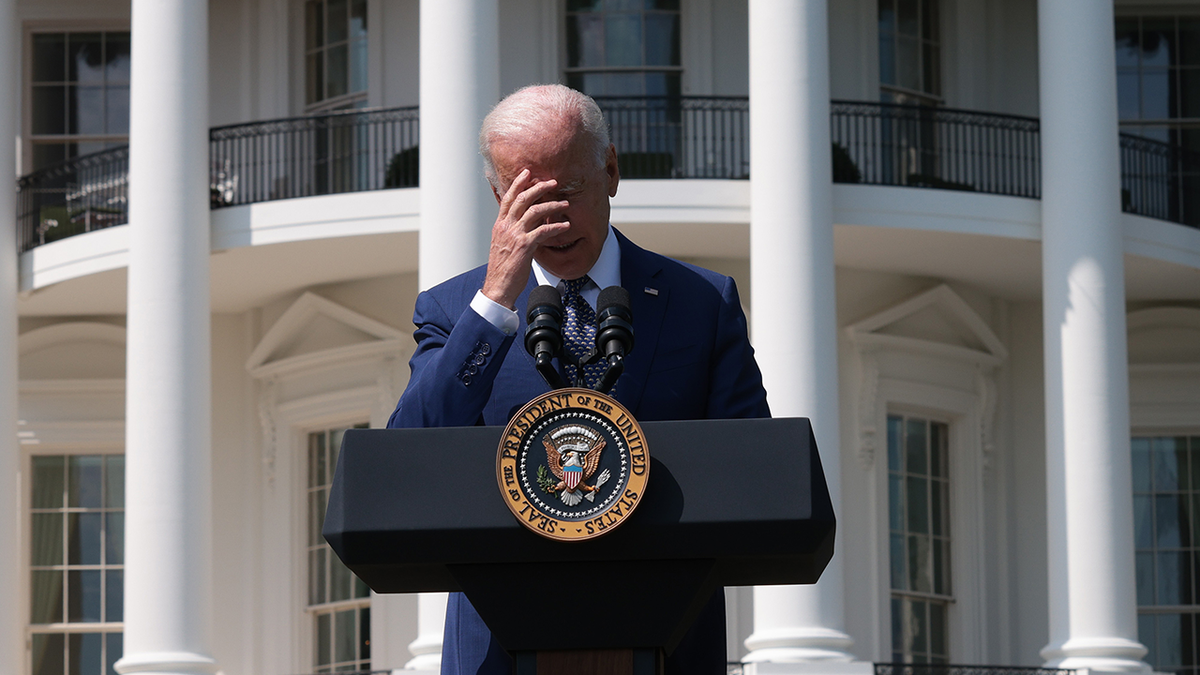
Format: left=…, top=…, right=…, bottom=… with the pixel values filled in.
left=1115, top=16, right=1200, bottom=226
left=887, top=415, right=951, bottom=664
left=1133, top=435, right=1200, bottom=675
left=305, top=0, right=368, bottom=112
left=28, top=32, right=130, bottom=171
left=878, top=0, right=941, bottom=105
left=29, top=455, right=124, bottom=675
left=564, top=0, right=681, bottom=98
left=307, top=425, right=370, bottom=673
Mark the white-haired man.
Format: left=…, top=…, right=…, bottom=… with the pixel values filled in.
left=388, top=84, right=769, bottom=675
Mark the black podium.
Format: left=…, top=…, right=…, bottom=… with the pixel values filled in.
left=324, top=417, right=835, bottom=674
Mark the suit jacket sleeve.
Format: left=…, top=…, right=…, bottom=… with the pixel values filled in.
left=386, top=289, right=517, bottom=429
left=707, top=275, right=770, bottom=420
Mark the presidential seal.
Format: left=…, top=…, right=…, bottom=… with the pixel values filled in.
left=496, top=388, right=649, bottom=541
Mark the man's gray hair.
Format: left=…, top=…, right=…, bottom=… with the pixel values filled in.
left=480, top=84, right=610, bottom=189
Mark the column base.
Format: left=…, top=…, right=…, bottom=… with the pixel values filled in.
left=403, top=651, right=442, bottom=671
left=744, top=627, right=855, bottom=663
left=1041, top=637, right=1150, bottom=673
left=113, top=651, right=219, bottom=675
left=743, top=660, right=875, bottom=675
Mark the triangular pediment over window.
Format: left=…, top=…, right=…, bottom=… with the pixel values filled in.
left=246, top=292, right=405, bottom=379
left=846, top=284, right=1007, bottom=366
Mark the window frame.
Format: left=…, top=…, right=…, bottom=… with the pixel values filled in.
left=561, top=0, right=684, bottom=98
left=302, top=0, right=369, bottom=114
left=23, top=445, right=126, bottom=675
left=877, top=0, right=944, bottom=106
left=21, top=22, right=131, bottom=175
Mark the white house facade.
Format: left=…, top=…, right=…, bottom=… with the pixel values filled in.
left=1, top=1, right=1199, bottom=675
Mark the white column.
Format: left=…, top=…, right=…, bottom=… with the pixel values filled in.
left=405, top=591, right=448, bottom=671
left=115, top=1, right=216, bottom=674
left=412, top=1, right=499, bottom=669
left=745, top=0, right=854, bottom=666
left=1037, top=1, right=1147, bottom=672
left=418, top=0, right=499, bottom=292
left=0, top=0, right=20, bottom=670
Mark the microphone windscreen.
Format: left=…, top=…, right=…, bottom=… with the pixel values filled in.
left=597, top=286, right=631, bottom=314
left=528, top=285, right=563, bottom=314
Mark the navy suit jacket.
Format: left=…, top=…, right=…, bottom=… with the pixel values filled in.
left=388, top=229, right=769, bottom=674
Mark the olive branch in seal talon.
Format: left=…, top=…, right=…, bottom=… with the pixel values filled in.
left=536, top=465, right=558, bottom=494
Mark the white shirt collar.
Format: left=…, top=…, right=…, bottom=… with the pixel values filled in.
left=531, top=225, right=621, bottom=292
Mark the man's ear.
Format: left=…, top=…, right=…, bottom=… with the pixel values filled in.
left=606, top=144, right=620, bottom=197
left=492, top=183, right=503, bottom=205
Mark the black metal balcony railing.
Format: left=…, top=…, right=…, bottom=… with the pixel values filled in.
left=17, top=145, right=128, bottom=252
left=13, top=97, right=1200, bottom=253
left=830, top=101, right=1042, bottom=198
left=209, top=105, right=419, bottom=208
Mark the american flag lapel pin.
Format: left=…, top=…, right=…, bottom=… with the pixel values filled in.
left=644, top=287, right=659, bottom=296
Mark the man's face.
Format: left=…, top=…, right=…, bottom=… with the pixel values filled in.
left=491, top=125, right=620, bottom=281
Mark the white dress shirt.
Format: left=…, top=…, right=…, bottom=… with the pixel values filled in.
left=469, top=225, right=622, bottom=336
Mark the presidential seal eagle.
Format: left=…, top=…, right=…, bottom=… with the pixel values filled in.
left=542, top=425, right=611, bottom=506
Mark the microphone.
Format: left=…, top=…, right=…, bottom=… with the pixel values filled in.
left=525, top=285, right=567, bottom=390
left=594, top=286, right=634, bottom=393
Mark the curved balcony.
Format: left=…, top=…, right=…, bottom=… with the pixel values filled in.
left=14, top=98, right=1200, bottom=253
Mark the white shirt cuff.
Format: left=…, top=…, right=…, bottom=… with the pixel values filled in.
left=470, top=290, right=520, bottom=336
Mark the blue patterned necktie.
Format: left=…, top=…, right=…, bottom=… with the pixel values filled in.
left=561, top=276, right=605, bottom=389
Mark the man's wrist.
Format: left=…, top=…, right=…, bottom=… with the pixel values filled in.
left=470, top=290, right=520, bottom=335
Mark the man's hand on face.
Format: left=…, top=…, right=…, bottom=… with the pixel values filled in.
left=481, top=168, right=570, bottom=309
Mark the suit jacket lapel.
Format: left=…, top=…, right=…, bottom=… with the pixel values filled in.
left=614, top=229, right=666, bottom=416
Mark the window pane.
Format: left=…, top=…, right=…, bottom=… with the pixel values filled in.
left=350, top=0, right=367, bottom=38
left=1158, top=612, right=1184, bottom=667
left=879, top=32, right=896, bottom=87
left=568, top=15, right=603, bottom=68
left=310, top=549, right=326, bottom=605
left=887, top=416, right=903, bottom=471
left=334, top=608, right=356, bottom=663
left=923, top=43, right=940, bottom=96
left=929, top=601, right=946, bottom=658
left=330, top=555, right=352, bottom=602
left=1142, top=18, right=1176, bottom=69
left=33, top=633, right=65, bottom=675
left=68, top=513, right=102, bottom=565
left=897, top=0, right=918, bottom=36
left=644, top=13, right=678, bottom=67
left=931, top=480, right=944, bottom=537
left=1116, top=18, right=1140, bottom=68
left=68, top=570, right=102, bottom=623
left=69, top=632, right=103, bottom=675
left=105, top=513, right=123, bottom=565
left=1134, top=438, right=1153, bottom=492
left=1158, top=551, right=1184, bottom=605
left=307, top=53, right=324, bottom=105
left=1136, top=495, right=1154, bottom=549
left=31, top=570, right=65, bottom=624
left=1157, top=494, right=1183, bottom=549
left=889, top=474, right=904, bottom=531
left=907, top=476, right=929, bottom=534
left=309, top=432, right=323, bottom=489
left=350, top=40, right=367, bottom=94
left=69, top=85, right=105, bottom=135
left=105, top=634, right=121, bottom=675
left=306, top=1, right=324, bottom=49
left=105, top=86, right=129, bottom=135
left=905, top=419, right=927, bottom=474
left=1118, top=71, right=1141, bottom=119
left=891, top=597, right=903, bottom=654
left=1140, top=613, right=1158, bottom=665
left=105, top=456, right=124, bottom=509
left=1143, top=69, right=1172, bottom=119
left=359, top=607, right=371, bottom=660
left=32, top=513, right=64, bottom=567
left=908, top=534, right=931, bottom=592
left=104, top=33, right=131, bottom=82
left=1180, top=69, right=1200, bottom=119
left=68, top=33, right=105, bottom=83
left=896, top=36, right=920, bottom=92
left=605, top=13, right=643, bottom=67
left=909, top=599, right=927, bottom=653
left=354, top=574, right=370, bottom=599
left=890, top=533, right=905, bottom=590
left=317, top=612, right=332, bottom=666
left=68, top=457, right=102, bottom=508
left=106, top=570, right=123, bottom=622
left=32, top=85, right=67, bottom=135
left=33, top=34, right=67, bottom=83
left=327, top=0, right=348, bottom=43
left=932, top=537, right=946, bottom=595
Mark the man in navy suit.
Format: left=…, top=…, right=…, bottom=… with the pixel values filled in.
left=388, top=84, right=769, bottom=675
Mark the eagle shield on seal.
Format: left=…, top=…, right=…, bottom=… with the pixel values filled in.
left=542, top=425, right=611, bottom=506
